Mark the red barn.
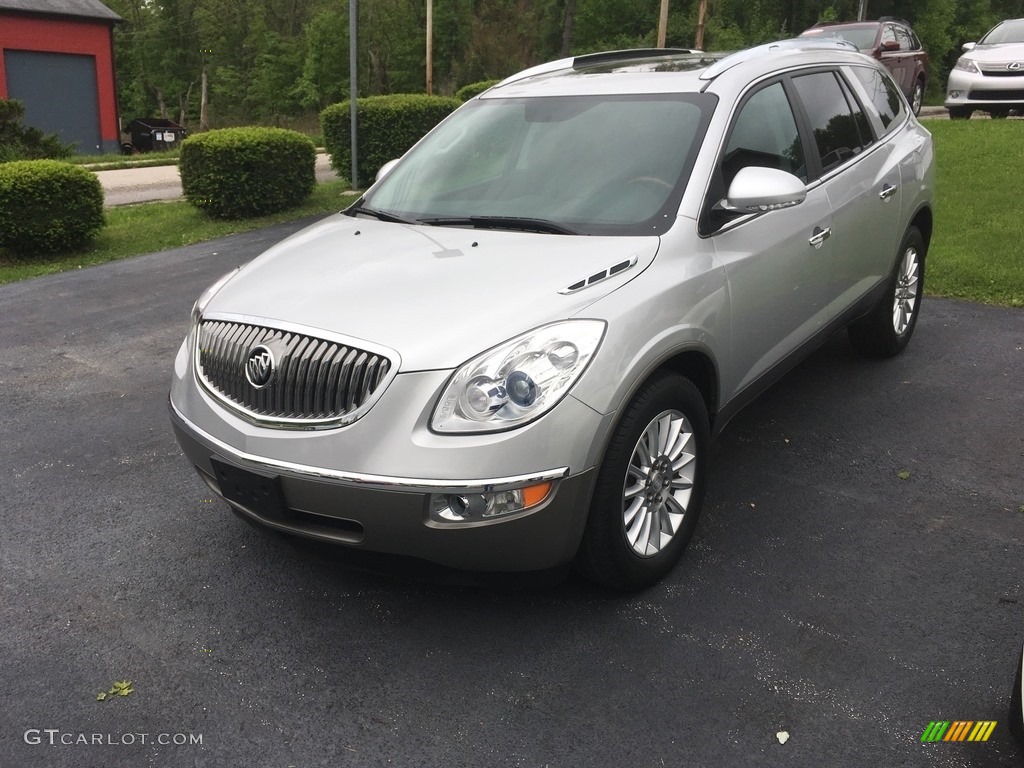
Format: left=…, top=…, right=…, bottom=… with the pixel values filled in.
left=0, top=0, right=122, bottom=154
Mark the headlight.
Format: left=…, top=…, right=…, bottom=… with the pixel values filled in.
left=953, top=57, right=980, bottom=74
left=431, top=320, right=605, bottom=433
left=187, top=268, right=239, bottom=348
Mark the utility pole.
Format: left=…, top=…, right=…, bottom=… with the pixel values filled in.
left=858, top=0, right=868, bottom=21
left=349, top=0, right=358, bottom=189
left=695, top=0, right=707, bottom=49
left=426, top=0, right=433, bottom=95
left=657, top=0, right=668, bottom=47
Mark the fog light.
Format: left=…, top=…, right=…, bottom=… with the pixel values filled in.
left=949, top=90, right=960, bottom=99
left=429, top=481, right=553, bottom=523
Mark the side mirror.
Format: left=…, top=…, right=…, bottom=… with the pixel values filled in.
left=963, top=42, right=977, bottom=52
left=720, top=167, right=806, bottom=214
left=880, top=40, right=900, bottom=53
left=375, top=159, right=400, bottom=183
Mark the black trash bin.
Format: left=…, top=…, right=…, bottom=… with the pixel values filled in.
left=126, top=118, right=187, bottom=153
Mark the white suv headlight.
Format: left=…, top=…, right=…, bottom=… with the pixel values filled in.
left=431, top=320, right=605, bottom=433
left=953, top=57, right=980, bottom=74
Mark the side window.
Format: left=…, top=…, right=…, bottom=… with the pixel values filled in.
left=850, top=66, right=907, bottom=136
left=792, top=71, right=869, bottom=175
left=721, top=81, right=806, bottom=188
left=895, top=26, right=913, bottom=51
left=880, top=25, right=897, bottom=50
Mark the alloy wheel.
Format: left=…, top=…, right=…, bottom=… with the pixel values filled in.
left=621, top=409, right=697, bottom=557
left=893, top=245, right=920, bottom=336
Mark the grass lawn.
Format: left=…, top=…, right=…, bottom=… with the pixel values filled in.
left=0, top=181, right=359, bottom=284
left=926, top=120, right=1024, bottom=307
left=1, top=123, right=1021, bottom=308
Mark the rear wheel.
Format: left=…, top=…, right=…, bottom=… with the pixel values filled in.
left=911, top=78, right=925, bottom=116
left=989, top=108, right=1010, bottom=119
left=576, top=372, right=709, bottom=590
left=948, top=106, right=972, bottom=120
left=848, top=226, right=925, bottom=358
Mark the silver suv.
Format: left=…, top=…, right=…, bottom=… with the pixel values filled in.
left=170, top=42, right=935, bottom=590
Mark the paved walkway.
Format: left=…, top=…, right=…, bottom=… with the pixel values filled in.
left=96, top=152, right=342, bottom=207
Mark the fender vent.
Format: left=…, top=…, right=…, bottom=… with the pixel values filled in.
left=558, top=256, right=638, bottom=295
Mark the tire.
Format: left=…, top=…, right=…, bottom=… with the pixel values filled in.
left=911, top=78, right=925, bottom=116
left=947, top=107, right=972, bottom=120
left=989, top=109, right=1010, bottom=119
left=848, top=226, right=925, bottom=358
left=1011, top=644, right=1024, bottom=744
left=576, top=372, right=709, bottom=590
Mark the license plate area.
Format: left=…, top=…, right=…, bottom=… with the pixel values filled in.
left=210, top=458, right=287, bottom=520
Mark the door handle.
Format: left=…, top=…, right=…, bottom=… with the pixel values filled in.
left=879, top=184, right=897, bottom=201
left=808, top=226, right=831, bottom=249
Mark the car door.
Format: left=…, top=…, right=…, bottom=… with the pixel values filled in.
left=789, top=69, right=904, bottom=319
left=703, top=79, right=833, bottom=396
left=879, top=24, right=909, bottom=94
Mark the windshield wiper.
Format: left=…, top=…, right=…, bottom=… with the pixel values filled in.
left=346, top=203, right=420, bottom=226
left=419, top=216, right=580, bottom=235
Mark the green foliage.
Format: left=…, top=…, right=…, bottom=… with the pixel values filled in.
left=179, top=127, right=315, bottom=218
left=456, top=80, right=501, bottom=102
left=321, top=94, right=461, bottom=188
left=96, top=680, right=134, bottom=702
left=0, top=99, right=73, bottom=161
left=0, top=161, right=104, bottom=257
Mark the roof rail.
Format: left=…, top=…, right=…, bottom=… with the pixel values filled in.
left=572, top=48, right=702, bottom=68
left=699, top=38, right=859, bottom=81
left=494, top=56, right=575, bottom=88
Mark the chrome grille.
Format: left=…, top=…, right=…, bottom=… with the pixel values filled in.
left=196, top=320, right=394, bottom=427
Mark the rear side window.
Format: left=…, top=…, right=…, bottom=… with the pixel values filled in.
left=850, top=66, right=906, bottom=135
left=792, top=71, right=872, bottom=175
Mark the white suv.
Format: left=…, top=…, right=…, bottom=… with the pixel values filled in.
left=170, top=41, right=935, bottom=590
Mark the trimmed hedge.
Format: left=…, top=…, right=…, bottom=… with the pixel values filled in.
left=456, top=80, right=500, bottom=102
left=0, top=160, right=104, bottom=256
left=179, top=127, right=316, bottom=219
left=321, top=94, right=461, bottom=189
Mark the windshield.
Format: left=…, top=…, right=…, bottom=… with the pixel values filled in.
left=802, top=26, right=879, bottom=50
left=356, top=93, right=715, bottom=236
left=979, top=19, right=1024, bottom=45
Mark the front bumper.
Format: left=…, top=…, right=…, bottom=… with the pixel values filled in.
left=945, top=69, right=1024, bottom=109
left=170, top=401, right=599, bottom=572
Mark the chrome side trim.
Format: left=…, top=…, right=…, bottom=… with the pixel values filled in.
left=170, top=400, right=569, bottom=493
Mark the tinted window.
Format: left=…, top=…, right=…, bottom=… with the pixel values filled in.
left=881, top=25, right=897, bottom=49
left=722, top=82, right=806, bottom=186
left=851, top=66, right=906, bottom=135
left=792, top=71, right=868, bottom=175
left=895, top=26, right=914, bottom=51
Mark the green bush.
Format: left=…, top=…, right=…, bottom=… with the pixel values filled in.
left=0, top=99, right=73, bottom=161
left=179, top=127, right=316, bottom=219
left=0, top=160, right=104, bottom=256
left=456, top=80, right=501, bottom=102
left=321, top=94, right=461, bottom=188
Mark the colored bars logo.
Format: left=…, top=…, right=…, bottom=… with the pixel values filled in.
left=921, top=721, right=997, bottom=742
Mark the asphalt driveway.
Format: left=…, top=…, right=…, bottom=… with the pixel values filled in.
left=1, top=218, right=1022, bottom=767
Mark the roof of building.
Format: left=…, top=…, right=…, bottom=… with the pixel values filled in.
left=0, top=0, right=122, bottom=22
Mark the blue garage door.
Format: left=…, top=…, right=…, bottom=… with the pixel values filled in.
left=4, top=50, right=102, bottom=154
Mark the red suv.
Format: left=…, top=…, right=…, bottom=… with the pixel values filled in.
left=799, top=19, right=929, bottom=115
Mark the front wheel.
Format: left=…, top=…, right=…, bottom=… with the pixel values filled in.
left=576, top=372, right=709, bottom=590
left=947, top=106, right=972, bottom=120
left=847, top=226, right=925, bottom=357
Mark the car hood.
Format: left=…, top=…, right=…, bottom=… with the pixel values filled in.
left=204, top=214, right=660, bottom=371
left=965, top=43, right=1024, bottom=62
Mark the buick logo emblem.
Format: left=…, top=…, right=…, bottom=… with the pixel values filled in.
left=245, top=345, right=275, bottom=388
left=1009, top=62, right=1022, bottom=71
